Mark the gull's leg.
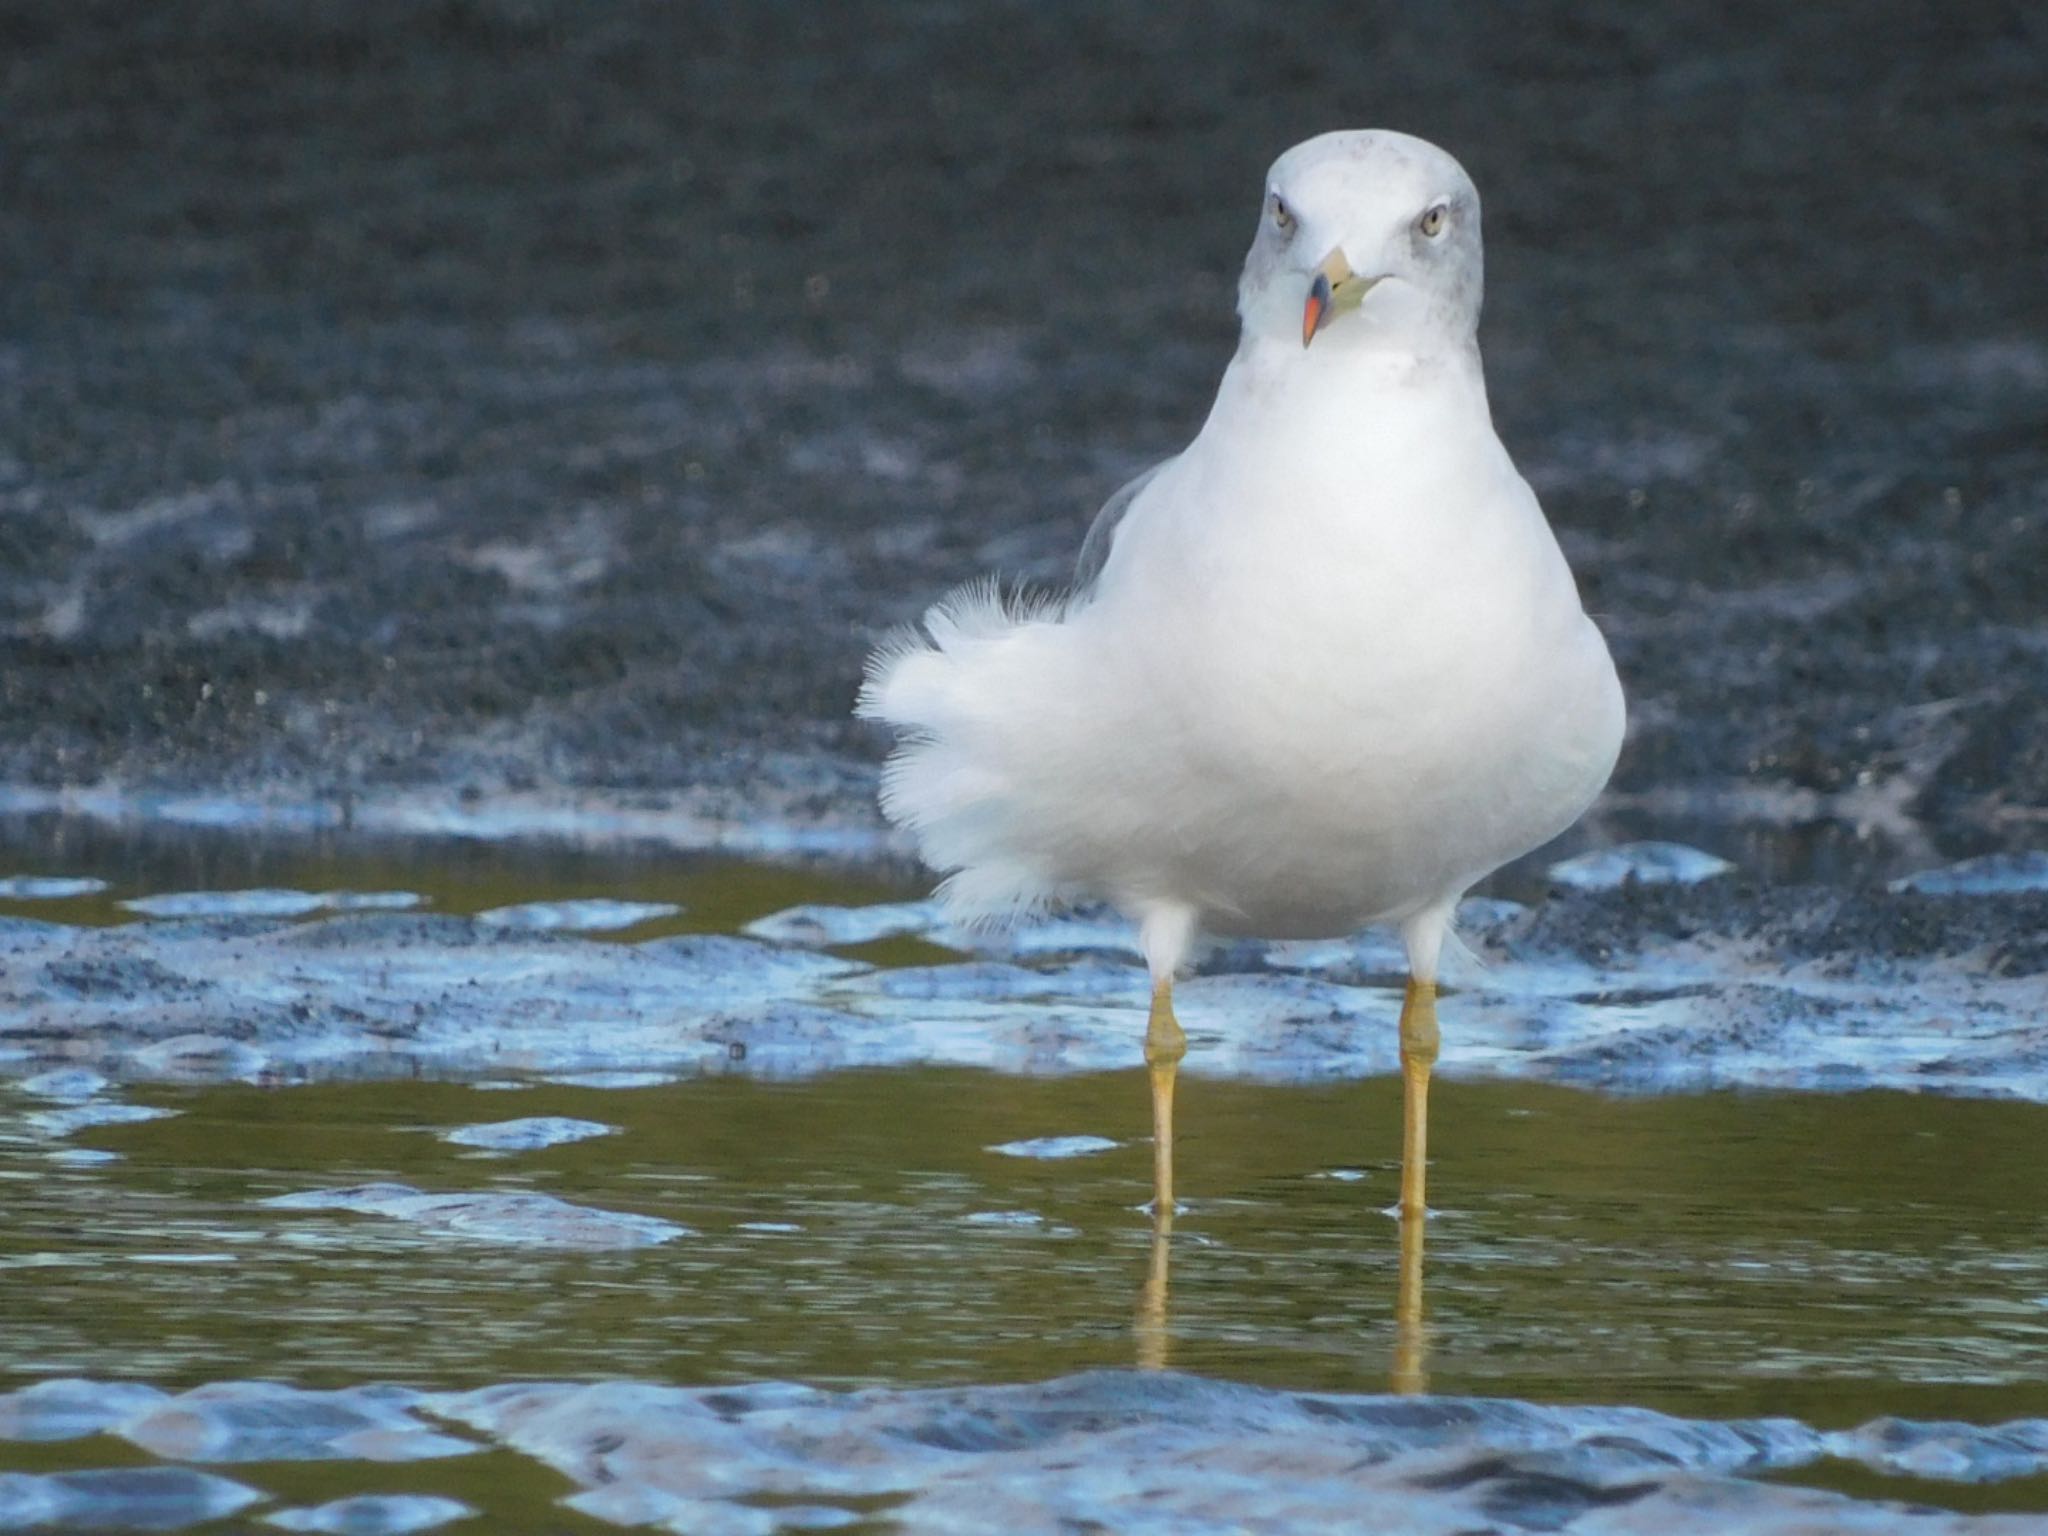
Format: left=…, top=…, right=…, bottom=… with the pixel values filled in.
left=1394, top=971, right=1438, bottom=1389
left=1135, top=975, right=1185, bottom=1370
left=1390, top=906, right=1451, bottom=1390
left=1138, top=904, right=1198, bottom=1219
left=1134, top=904, right=1194, bottom=1369
left=1397, top=978, right=1440, bottom=1216
left=1397, top=904, right=1453, bottom=1219
left=1145, top=978, right=1187, bottom=1218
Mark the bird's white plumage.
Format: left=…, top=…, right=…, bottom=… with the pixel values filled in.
left=861, top=130, right=1624, bottom=989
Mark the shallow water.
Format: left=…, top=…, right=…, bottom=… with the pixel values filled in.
left=4, top=819, right=2047, bottom=1530
left=0, top=811, right=908, bottom=942
left=4, top=1069, right=2045, bottom=1425
left=0, top=790, right=1950, bottom=932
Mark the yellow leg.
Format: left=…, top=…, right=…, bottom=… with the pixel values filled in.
left=1134, top=978, right=1186, bottom=1370
left=1145, top=979, right=1187, bottom=1218
left=1398, top=977, right=1439, bottom=1218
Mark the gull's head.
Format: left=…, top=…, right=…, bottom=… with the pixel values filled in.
left=1239, top=130, right=1482, bottom=354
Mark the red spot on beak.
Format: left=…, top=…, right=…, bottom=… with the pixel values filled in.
left=1302, top=272, right=1333, bottom=348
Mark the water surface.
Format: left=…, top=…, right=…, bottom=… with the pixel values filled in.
left=7, top=1069, right=2044, bottom=1432
left=4, top=822, right=2046, bottom=1528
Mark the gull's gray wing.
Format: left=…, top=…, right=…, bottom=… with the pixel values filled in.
left=1071, top=457, right=1172, bottom=600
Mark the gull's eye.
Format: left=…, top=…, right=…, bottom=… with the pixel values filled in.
left=1269, top=193, right=1295, bottom=234
left=1418, top=203, right=1448, bottom=238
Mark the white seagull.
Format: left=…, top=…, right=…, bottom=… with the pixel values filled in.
left=860, top=129, right=1625, bottom=1218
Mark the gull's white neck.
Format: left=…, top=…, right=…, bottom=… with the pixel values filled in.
left=1223, top=324, right=1489, bottom=416
left=1186, top=323, right=1502, bottom=517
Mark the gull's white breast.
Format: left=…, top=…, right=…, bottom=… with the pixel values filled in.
left=1040, top=345, right=1625, bottom=936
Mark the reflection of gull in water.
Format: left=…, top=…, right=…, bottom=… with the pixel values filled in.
left=1393, top=1211, right=1429, bottom=1394
left=863, top=130, right=1623, bottom=1232
left=1134, top=1200, right=1432, bottom=1392
left=1135, top=1207, right=1173, bottom=1374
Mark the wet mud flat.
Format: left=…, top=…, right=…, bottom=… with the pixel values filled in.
left=2, top=841, right=2046, bottom=1096
left=4, top=832, right=2048, bottom=1530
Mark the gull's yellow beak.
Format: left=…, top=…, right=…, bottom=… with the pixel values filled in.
left=1302, top=249, right=1378, bottom=348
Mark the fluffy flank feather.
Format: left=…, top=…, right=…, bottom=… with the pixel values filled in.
left=858, top=578, right=1075, bottom=926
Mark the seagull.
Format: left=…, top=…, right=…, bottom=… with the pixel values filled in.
left=860, top=130, right=1624, bottom=1219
